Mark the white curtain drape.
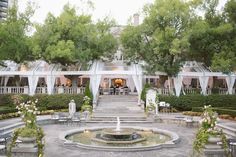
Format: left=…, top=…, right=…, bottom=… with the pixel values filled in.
left=28, top=75, right=39, bottom=95
left=132, top=75, right=143, bottom=103
left=225, top=75, right=236, bottom=94
left=90, top=74, right=102, bottom=103
left=127, top=77, right=135, bottom=93
left=199, top=76, right=209, bottom=95
left=173, top=75, right=183, bottom=97
left=4, top=76, right=9, bottom=87
left=46, top=75, right=56, bottom=95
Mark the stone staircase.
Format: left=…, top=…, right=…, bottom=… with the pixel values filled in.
left=90, top=95, right=150, bottom=123
left=217, top=122, right=236, bottom=139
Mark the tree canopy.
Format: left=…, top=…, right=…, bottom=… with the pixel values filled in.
left=32, top=4, right=118, bottom=66
left=0, top=1, right=35, bottom=63
left=121, top=0, right=236, bottom=75
left=121, top=0, right=192, bottom=76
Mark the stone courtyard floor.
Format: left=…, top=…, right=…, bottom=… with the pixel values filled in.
left=1, top=114, right=236, bottom=157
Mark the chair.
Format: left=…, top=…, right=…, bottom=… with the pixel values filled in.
left=185, top=116, right=193, bottom=127
left=115, top=88, right=120, bottom=95
left=58, top=112, right=69, bottom=125
left=71, top=112, right=80, bottom=126
left=124, top=88, right=129, bottom=95
left=0, top=130, right=7, bottom=155
left=51, top=113, right=59, bottom=124
left=159, top=102, right=165, bottom=113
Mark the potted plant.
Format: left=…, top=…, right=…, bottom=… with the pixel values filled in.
left=193, top=105, right=229, bottom=156
left=10, top=99, right=45, bottom=157
left=81, top=96, right=93, bottom=113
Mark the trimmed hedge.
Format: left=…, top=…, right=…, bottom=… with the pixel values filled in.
left=192, top=107, right=236, bottom=117
left=159, top=94, right=236, bottom=111
left=0, top=94, right=84, bottom=114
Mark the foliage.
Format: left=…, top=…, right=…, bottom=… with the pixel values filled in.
left=192, top=107, right=236, bottom=117
left=141, top=84, right=151, bottom=102
left=0, top=0, right=36, bottom=63
left=17, top=127, right=37, bottom=137
left=193, top=105, right=229, bottom=155
left=32, top=4, right=117, bottom=66
left=187, top=0, right=236, bottom=73
left=16, top=99, right=40, bottom=128
left=121, top=0, right=192, bottom=76
left=159, top=94, right=236, bottom=111
left=9, top=98, right=45, bottom=157
left=0, top=94, right=84, bottom=115
left=84, top=82, right=93, bottom=104
left=81, top=96, right=92, bottom=113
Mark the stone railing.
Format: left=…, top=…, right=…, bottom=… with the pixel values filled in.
left=54, top=87, right=85, bottom=94
left=0, top=86, right=85, bottom=95
left=36, top=87, right=47, bottom=94
left=219, top=88, right=228, bottom=95
left=0, top=86, right=26, bottom=94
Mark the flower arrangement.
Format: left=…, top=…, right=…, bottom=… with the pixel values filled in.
left=16, top=99, right=40, bottom=130
left=81, top=96, right=92, bottom=112
left=9, top=98, right=44, bottom=157
left=193, top=105, right=229, bottom=155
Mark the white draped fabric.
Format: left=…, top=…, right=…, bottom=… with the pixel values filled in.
left=90, top=74, right=102, bottom=103
left=28, top=75, right=39, bottom=95
left=173, top=76, right=183, bottom=97
left=132, top=75, right=143, bottom=103
left=126, top=77, right=135, bottom=93
left=4, top=77, right=9, bottom=87
left=46, top=75, right=56, bottom=95
left=199, top=76, right=209, bottom=95
left=225, top=75, right=236, bottom=94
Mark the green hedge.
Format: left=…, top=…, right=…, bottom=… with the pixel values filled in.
left=0, top=94, right=84, bottom=114
left=192, top=107, right=236, bottom=117
left=159, top=94, right=236, bottom=111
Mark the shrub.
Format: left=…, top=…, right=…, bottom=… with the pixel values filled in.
left=192, top=107, right=236, bottom=118
left=84, top=82, right=93, bottom=104
left=141, top=84, right=151, bottom=102
left=160, top=94, right=236, bottom=111
left=0, top=94, right=84, bottom=114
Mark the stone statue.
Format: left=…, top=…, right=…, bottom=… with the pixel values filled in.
left=68, top=99, right=76, bottom=118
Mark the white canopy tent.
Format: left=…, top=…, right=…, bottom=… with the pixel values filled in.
left=0, top=60, right=235, bottom=106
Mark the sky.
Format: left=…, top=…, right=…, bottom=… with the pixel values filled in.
left=18, top=0, right=227, bottom=25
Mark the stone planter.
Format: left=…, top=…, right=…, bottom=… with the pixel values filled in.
left=17, top=136, right=37, bottom=148
left=204, top=135, right=225, bottom=157
left=207, top=135, right=222, bottom=144
left=12, top=136, right=38, bottom=157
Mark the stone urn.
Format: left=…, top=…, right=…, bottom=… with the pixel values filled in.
left=203, top=135, right=225, bottom=157
left=12, top=136, right=38, bottom=157
left=17, top=136, right=37, bottom=148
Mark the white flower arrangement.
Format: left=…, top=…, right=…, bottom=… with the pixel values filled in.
left=16, top=99, right=39, bottom=129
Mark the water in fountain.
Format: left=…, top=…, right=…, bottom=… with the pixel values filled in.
left=115, top=117, right=121, bottom=131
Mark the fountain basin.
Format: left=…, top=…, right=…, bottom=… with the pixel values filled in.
left=60, top=126, right=180, bottom=151
left=92, top=128, right=146, bottom=144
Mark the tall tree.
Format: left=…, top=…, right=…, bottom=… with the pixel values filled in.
left=0, top=1, right=35, bottom=63
left=32, top=4, right=117, bottom=66
left=121, top=0, right=192, bottom=77
left=188, top=0, right=236, bottom=73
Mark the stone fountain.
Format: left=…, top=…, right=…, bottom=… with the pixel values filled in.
left=92, top=117, right=146, bottom=144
